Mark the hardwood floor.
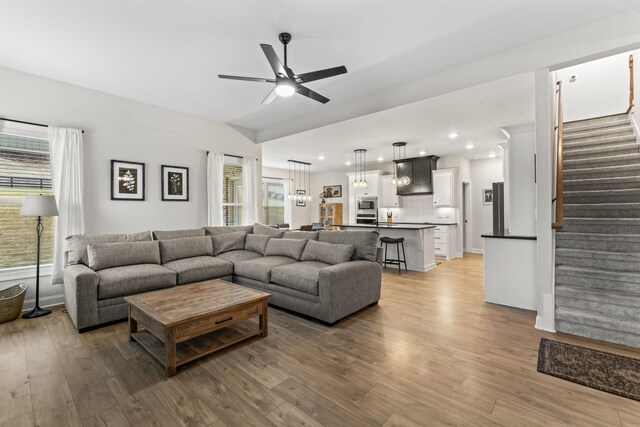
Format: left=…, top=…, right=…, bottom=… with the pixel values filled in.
left=1, top=253, right=639, bottom=426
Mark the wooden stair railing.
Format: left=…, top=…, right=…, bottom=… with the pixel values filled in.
left=552, top=81, right=564, bottom=230
left=628, top=54, right=634, bottom=113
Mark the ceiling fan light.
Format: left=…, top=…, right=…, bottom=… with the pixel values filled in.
left=275, top=81, right=295, bottom=97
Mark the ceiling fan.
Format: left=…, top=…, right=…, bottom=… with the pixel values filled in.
left=218, top=32, right=347, bottom=104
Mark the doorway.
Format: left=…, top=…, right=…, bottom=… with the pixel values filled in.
left=462, top=182, right=471, bottom=253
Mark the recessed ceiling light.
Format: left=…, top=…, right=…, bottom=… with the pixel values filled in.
left=377, top=156, right=384, bottom=161
left=465, top=143, right=474, bottom=150
left=488, top=152, right=496, bottom=158
left=318, top=155, right=325, bottom=160
left=448, top=132, right=459, bottom=139
left=345, top=161, right=352, bottom=166
left=418, top=151, right=426, bottom=156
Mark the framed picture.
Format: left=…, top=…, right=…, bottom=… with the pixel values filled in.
left=296, top=189, right=306, bottom=207
left=323, top=185, right=342, bottom=198
left=111, top=160, right=145, bottom=201
left=161, top=165, right=189, bottom=201
left=483, top=188, right=493, bottom=205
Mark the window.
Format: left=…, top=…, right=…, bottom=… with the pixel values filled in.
left=262, top=178, right=285, bottom=226
left=0, top=130, right=54, bottom=269
left=222, top=160, right=243, bottom=226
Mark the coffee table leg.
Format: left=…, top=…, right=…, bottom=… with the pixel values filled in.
left=259, top=301, right=268, bottom=337
left=165, top=328, right=177, bottom=376
left=128, top=306, right=137, bottom=342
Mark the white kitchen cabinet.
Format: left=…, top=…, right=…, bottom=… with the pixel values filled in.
left=381, top=175, right=399, bottom=208
left=432, top=169, right=456, bottom=207
left=434, top=224, right=457, bottom=259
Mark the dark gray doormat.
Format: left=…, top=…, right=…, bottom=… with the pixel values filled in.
left=537, top=338, right=640, bottom=401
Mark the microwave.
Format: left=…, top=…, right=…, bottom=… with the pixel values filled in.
left=357, top=197, right=378, bottom=211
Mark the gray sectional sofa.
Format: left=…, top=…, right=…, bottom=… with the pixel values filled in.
left=63, top=224, right=382, bottom=330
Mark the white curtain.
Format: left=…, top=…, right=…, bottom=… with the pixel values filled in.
left=241, top=157, right=258, bottom=225
left=207, top=152, right=225, bottom=226
left=48, top=127, right=85, bottom=285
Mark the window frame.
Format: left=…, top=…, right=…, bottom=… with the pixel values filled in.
left=222, top=157, right=243, bottom=226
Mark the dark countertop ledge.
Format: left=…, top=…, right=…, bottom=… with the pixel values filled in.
left=481, top=229, right=537, bottom=240
left=340, top=224, right=436, bottom=230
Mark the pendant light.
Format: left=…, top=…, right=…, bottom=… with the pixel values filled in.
left=392, top=142, right=411, bottom=186
left=352, top=149, right=368, bottom=188
left=287, top=159, right=312, bottom=201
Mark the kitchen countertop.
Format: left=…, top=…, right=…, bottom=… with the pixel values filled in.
left=377, top=221, right=457, bottom=226
left=340, top=223, right=436, bottom=230
left=481, top=229, right=536, bottom=240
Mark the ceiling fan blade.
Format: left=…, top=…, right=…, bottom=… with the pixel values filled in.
left=295, top=84, right=330, bottom=104
left=260, top=44, right=287, bottom=78
left=262, top=87, right=278, bottom=104
left=296, top=66, right=347, bottom=84
left=218, top=74, right=275, bottom=83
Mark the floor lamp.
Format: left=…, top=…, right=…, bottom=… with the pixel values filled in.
left=20, top=194, right=59, bottom=319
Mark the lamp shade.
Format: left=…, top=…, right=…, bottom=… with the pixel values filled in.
left=20, top=195, right=59, bottom=217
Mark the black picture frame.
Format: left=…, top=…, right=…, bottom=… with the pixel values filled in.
left=323, top=185, right=342, bottom=198
left=111, top=160, right=145, bottom=201
left=296, top=189, right=306, bottom=207
left=161, top=165, right=189, bottom=201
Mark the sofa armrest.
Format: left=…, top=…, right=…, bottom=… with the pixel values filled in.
left=63, top=264, right=99, bottom=330
left=318, top=260, right=382, bottom=323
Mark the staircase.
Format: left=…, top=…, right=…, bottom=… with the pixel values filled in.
left=555, top=112, right=640, bottom=347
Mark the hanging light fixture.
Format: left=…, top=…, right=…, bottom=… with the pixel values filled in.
left=287, top=159, right=312, bottom=201
left=391, top=142, right=411, bottom=186
left=352, top=149, right=368, bottom=188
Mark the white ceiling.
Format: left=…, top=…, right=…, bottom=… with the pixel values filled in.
left=0, top=0, right=636, bottom=134
left=262, top=73, right=534, bottom=172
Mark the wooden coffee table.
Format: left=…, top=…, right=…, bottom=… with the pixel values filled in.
left=124, top=279, right=270, bottom=376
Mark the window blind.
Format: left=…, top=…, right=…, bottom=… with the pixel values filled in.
left=0, top=132, right=54, bottom=269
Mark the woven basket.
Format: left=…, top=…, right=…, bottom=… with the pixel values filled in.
left=0, top=283, right=27, bottom=324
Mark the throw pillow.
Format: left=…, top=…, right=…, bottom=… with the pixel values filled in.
left=158, top=236, right=213, bottom=263
left=283, top=231, right=319, bottom=241
left=264, top=238, right=308, bottom=261
left=66, top=231, right=151, bottom=266
left=301, top=240, right=355, bottom=265
left=253, top=223, right=285, bottom=238
left=318, top=230, right=378, bottom=261
left=245, top=234, right=270, bottom=255
left=212, top=231, right=247, bottom=256
left=87, top=241, right=161, bottom=271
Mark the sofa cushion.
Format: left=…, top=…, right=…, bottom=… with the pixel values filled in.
left=264, top=238, right=307, bottom=261
left=244, top=234, right=270, bottom=255
left=318, top=230, right=379, bottom=261
left=159, top=236, right=213, bottom=263
left=88, top=241, right=161, bottom=271
left=215, top=249, right=263, bottom=264
left=66, top=231, right=151, bottom=266
left=212, top=231, right=247, bottom=256
left=162, top=256, right=233, bottom=285
left=253, top=223, right=284, bottom=238
left=271, top=261, right=330, bottom=296
left=97, top=264, right=176, bottom=300
left=283, top=231, right=319, bottom=241
left=152, top=228, right=205, bottom=240
left=301, top=240, right=355, bottom=265
left=204, top=225, right=253, bottom=236
left=234, top=256, right=297, bottom=283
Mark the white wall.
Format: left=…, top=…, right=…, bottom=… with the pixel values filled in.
left=557, top=51, right=638, bottom=122
left=0, top=66, right=261, bottom=309
left=470, top=157, right=504, bottom=252
left=310, top=169, right=350, bottom=224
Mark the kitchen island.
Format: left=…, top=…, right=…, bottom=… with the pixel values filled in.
left=339, top=224, right=437, bottom=272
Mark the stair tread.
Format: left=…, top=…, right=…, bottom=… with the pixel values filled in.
left=564, top=142, right=638, bottom=153
left=563, top=119, right=630, bottom=133
left=556, top=232, right=640, bottom=242
left=556, top=264, right=640, bottom=279
left=556, top=306, right=640, bottom=332
left=556, top=284, right=640, bottom=299
left=556, top=247, right=640, bottom=259
left=564, top=152, right=640, bottom=165
left=565, top=175, right=640, bottom=184
left=565, top=187, right=640, bottom=195
left=564, top=202, right=640, bottom=207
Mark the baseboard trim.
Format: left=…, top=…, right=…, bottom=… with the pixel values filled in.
left=467, top=248, right=484, bottom=254
left=21, top=293, right=65, bottom=312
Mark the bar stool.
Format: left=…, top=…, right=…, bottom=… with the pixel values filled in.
left=380, top=237, right=407, bottom=274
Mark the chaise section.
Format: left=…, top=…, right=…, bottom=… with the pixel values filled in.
left=234, top=256, right=297, bottom=283
left=97, top=264, right=176, bottom=299
left=163, top=256, right=233, bottom=284
left=271, top=261, right=329, bottom=296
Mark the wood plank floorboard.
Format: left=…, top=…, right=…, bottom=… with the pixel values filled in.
left=1, top=253, right=639, bottom=426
